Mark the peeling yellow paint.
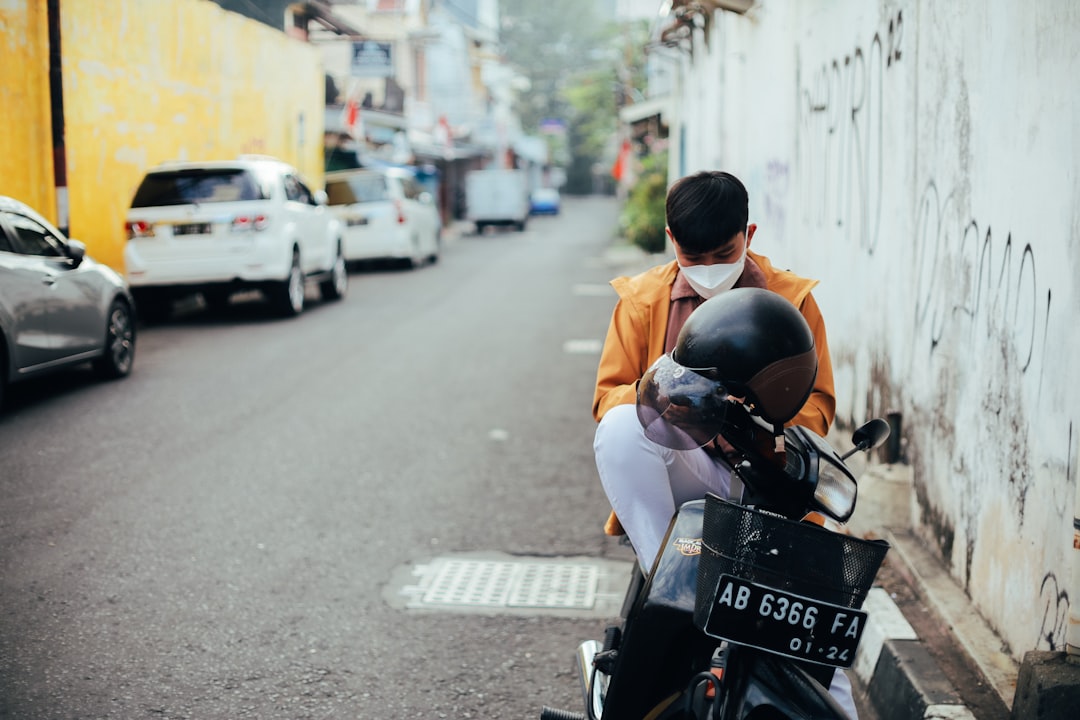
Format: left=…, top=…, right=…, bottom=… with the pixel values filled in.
left=61, top=0, right=325, bottom=270
left=2, top=0, right=325, bottom=270
left=0, top=0, right=55, bottom=218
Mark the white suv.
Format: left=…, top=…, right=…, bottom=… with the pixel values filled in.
left=124, top=156, right=347, bottom=319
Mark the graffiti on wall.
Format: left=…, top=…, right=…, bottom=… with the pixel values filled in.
left=912, top=178, right=1056, bottom=514
left=908, top=157, right=1075, bottom=655
left=795, top=5, right=1074, bottom=656
left=1036, top=418, right=1076, bottom=655
left=912, top=181, right=1050, bottom=382
left=796, top=10, right=903, bottom=254
left=760, top=160, right=791, bottom=238
left=1039, top=572, right=1070, bottom=652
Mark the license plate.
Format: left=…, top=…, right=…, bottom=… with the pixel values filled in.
left=702, top=574, right=867, bottom=668
left=173, top=222, right=212, bottom=236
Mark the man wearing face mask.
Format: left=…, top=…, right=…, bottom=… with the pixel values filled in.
left=592, top=170, right=836, bottom=567
left=591, top=171, right=851, bottom=716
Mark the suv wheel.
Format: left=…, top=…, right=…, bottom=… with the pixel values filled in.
left=428, top=229, right=441, bottom=264
left=320, top=244, right=347, bottom=301
left=272, top=249, right=305, bottom=317
left=406, top=235, right=423, bottom=270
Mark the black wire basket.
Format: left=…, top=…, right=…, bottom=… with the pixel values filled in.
left=694, top=494, right=890, bottom=632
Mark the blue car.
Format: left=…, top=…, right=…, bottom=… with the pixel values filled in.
left=529, top=188, right=561, bottom=215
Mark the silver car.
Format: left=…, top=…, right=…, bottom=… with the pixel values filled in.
left=0, top=196, right=135, bottom=411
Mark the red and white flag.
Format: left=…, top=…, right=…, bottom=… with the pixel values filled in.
left=343, top=99, right=362, bottom=139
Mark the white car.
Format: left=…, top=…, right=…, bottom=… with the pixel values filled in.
left=324, top=167, right=441, bottom=269
left=124, top=156, right=347, bottom=320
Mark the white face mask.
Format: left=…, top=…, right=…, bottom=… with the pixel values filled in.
left=679, top=248, right=746, bottom=299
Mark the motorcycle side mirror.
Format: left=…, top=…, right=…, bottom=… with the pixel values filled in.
left=840, top=418, right=891, bottom=460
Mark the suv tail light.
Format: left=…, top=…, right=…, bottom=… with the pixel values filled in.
left=231, top=214, right=270, bottom=232
left=125, top=220, right=155, bottom=239
left=394, top=200, right=406, bottom=225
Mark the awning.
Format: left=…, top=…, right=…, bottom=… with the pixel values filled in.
left=410, top=141, right=487, bottom=162
left=288, top=1, right=365, bottom=37
left=619, top=96, right=671, bottom=124
left=324, top=105, right=407, bottom=134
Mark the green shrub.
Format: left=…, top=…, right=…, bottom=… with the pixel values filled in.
left=619, top=152, right=668, bottom=253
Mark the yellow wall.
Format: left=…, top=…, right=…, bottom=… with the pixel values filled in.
left=59, top=0, right=325, bottom=269
left=0, top=0, right=56, bottom=219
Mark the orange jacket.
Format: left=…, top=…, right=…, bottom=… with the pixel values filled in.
left=592, top=252, right=836, bottom=534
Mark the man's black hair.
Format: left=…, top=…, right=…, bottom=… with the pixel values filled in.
left=665, top=171, right=749, bottom=254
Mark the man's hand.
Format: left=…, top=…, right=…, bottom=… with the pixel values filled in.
left=703, top=434, right=735, bottom=458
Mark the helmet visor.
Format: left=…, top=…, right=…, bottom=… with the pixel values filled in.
left=636, top=354, right=732, bottom=450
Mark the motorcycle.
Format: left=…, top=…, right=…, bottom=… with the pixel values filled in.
left=540, top=416, right=892, bottom=720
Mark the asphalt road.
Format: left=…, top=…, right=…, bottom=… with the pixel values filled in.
left=0, top=196, right=643, bottom=719
left=0, top=195, right=883, bottom=720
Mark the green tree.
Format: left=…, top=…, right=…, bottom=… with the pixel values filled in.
left=498, top=2, right=649, bottom=194
left=620, top=151, right=668, bottom=253
left=561, top=70, right=617, bottom=193
left=498, top=0, right=604, bottom=131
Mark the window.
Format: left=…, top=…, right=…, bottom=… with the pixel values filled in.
left=0, top=222, right=13, bottom=253
left=326, top=174, right=389, bottom=205
left=2, top=212, right=63, bottom=257
left=402, top=177, right=422, bottom=200
left=295, top=177, right=316, bottom=205
left=130, top=169, right=267, bottom=207
left=283, top=173, right=314, bottom=204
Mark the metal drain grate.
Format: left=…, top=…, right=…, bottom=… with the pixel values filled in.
left=509, top=562, right=598, bottom=608
left=419, top=559, right=599, bottom=610
left=389, top=553, right=634, bottom=617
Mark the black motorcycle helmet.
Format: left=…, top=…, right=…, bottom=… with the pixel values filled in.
left=636, top=288, right=818, bottom=450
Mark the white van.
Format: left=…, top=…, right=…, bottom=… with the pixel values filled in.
left=465, top=169, right=530, bottom=233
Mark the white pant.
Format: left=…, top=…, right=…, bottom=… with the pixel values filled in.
left=592, top=403, right=859, bottom=719
left=594, top=404, right=733, bottom=571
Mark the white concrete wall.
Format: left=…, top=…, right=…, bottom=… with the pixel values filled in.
left=666, top=0, right=1080, bottom=662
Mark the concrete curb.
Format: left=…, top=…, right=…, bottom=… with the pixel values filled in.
left=882, top=527, right=1019, bottom=706
left=847, top=461, right=1016, bottom=719
left=854, top=586, right=976, bottom=719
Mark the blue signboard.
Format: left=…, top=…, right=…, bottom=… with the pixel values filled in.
left=539, top=118, right=567, bottom=135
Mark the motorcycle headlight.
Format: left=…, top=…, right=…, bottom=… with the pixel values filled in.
left=812, top=454, right=858, bottom=521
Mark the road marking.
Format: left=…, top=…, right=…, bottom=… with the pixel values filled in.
left=564, top=339, right=603, bottom=355
left=573, top=283, right=614, bottom=297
